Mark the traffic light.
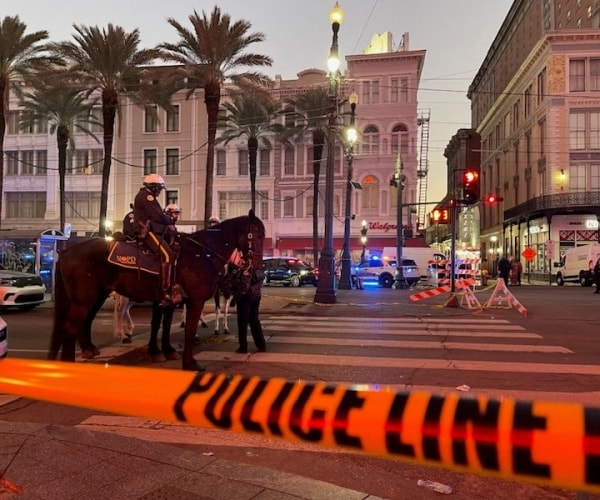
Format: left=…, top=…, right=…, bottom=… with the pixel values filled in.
left=484, top=192, right=503, bottom=205
left=462, top=169, right=480, bottom=205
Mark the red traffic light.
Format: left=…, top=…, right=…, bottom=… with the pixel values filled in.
left=484, top=192, right=503, bottom=205
left=463, top=170, right=478, bottom=184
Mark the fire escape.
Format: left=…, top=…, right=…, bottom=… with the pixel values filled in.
left=416, top=109, right=430, bottom=232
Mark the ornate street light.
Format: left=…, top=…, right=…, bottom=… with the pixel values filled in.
left=315, top=2, right=343, bottom=304
left=392, top=153, right=408, bottom=289
left=338, top=91, right=358, bottom=290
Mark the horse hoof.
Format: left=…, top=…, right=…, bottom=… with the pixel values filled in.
left=165, top=351, right=180, bottom=361
left=151, top=353, right=165, bottom=363
left=223, top=328, right=230, bottom=334
left=201, top=321, right=208, bottom=328
left=183, top=361, right=205, bottom=372
left=80, top=349, right=96, bottom=359
left=213, top=330, right=219, bottom=336
left=180, top=321, right=186, bottom=328
left=92, top=346, right=101, bottom=356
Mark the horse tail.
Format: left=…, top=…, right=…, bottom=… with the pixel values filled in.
left=48, top=260, right=67, bottom=360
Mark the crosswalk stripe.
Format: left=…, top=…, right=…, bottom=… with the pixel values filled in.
left=266, top=337, right=572, bottom=353
left=269, top=316, right=516, bottom=325
left=264, top=325, right=540, bottom=338
left=193, top=351, right=600, bottom=375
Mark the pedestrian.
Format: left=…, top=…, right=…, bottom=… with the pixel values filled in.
left=498, top=255, right=511, bottom=285
left=593, top=257, right=600, bottom=294
left=236, top=267, right=267, bottom=354
left=510, top=258, right=522, bottom=286
left=122, top=203, right=135, bottom=238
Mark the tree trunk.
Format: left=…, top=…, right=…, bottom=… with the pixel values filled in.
left=57, top=126, right=69, bottom=232
left=312, top=131, right=325, bottom=267
left=100, top=88, right=118, bottom=237
left=248, top=136, right=258, bottom=213
left=204, top=83, right=220, bottom=228
left=0, top=82, right=7, bottom=231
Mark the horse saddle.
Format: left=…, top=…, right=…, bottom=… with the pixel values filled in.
left=107, top=240, right=160, bottom=275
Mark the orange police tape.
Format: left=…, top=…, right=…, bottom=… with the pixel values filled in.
left=1, top=357, right=600, bottom=494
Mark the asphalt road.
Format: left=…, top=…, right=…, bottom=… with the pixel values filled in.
left=2, top=282, right=600, bottom=499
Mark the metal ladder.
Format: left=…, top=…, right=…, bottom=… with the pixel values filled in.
left=416, top=109, right=431, bottom=232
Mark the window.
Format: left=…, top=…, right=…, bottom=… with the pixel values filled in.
left=21, top=151, right=34, bottom=175
left=390, top=78, right=398, bottom=102
left=569, top=164, right=586, bottom=191
left=144, top=105, right=158, bottom=133
left=238, top=149, right=248, bottom=176
left=400, top=79, right=408, bottom=103
left=591, top=112, right=600, bottom=149
left=591, top=59, right=600, bottom=91
left=362, top=125, right=379, bottom=156
left=90, top=108, right=102, bottom=134
left=216, top=150, right=226, bottom=176
left=371, top=81, right=380, bottom=104
left=35, top=150, right=47, bottom=176
left=283, top=195, right=294, bottom=217
left=283, top=106, right=295, bottom=128
left=537, top=68, right=546, bottom=105
left=391, top=124, right=409, bottom=155
left=524, top=85, right=532, bottom=118
left=89, top=150, right=103, bottom=174
left=165, top=190, right=179, bottom=206
left=65, top=191, right=100, bottom=219
left=284, top=145, right=295, bottom=175
left=143, top=149, right=157, bottom=175
left=570, top=112, right=586, bottom=150
left=218, top=191, right=268, bottom=221
left=362, top=175, right=379, bottom=210
left=305, top=195, right=313, bottom=217
left=512, top=100, right=520, bottom=131
left=6, top=192, right=46, bottom=218
left=74, top=150, right=88, bottom=174
left=165, top=148, right=179, bottom=175
left=539, top=118, right=546, bottom=157
left=570, top=59, right=586, bottom=91
left=6, top=151, right=18, bottom=176
left=6, top=112, right=19, bottom=135
left=362, top=81, right=370, bottom=105
left=591, top=164, right=600, bottom=190
left=259, top=149, right=270, bottom=176
left=166, top=105, right=179, bottom=132
left=20, top=111, right=35, bottom=134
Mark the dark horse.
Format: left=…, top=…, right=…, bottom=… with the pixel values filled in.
left=48, top=212, right=265, bottom=371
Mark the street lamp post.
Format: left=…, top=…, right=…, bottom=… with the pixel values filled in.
left=392, top=153, right=407, bottom=289
left=315, top=2, right=343, bottom=304
left=338, top=92, right=358, bottom=290
left=360, top=220, right=368, bottom=263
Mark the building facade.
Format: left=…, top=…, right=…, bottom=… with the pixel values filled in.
left=467, top=0, right=600, bottom=280
left=3, top=31, right=427, bottom=269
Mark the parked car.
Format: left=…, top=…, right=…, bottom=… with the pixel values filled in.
left=0, top=315, right=6, bottom=358
left=262, top=257, right=319, bottom=287
left=354, top=258, right=421, bottom=288
left=0, top=267, right=47, bottom=310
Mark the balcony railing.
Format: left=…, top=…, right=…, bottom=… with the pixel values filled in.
left=504, top=191, right=600, bottom=221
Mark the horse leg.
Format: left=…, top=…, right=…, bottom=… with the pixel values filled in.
left=125, top=302, right=135, bottom=335
left=182, top=302, right=206, bottom=372
left=213, top=291, right=221, bottom=335
left=161, top=305, right=180, bottom=361
left=80, top=295, right=108, bottom=358
left=222, top=295, right=232, bottom=334
left=149, top=303, right=165, bottom=362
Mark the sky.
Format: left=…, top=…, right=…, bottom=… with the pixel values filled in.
left=15, top=0, right=514, bottom=205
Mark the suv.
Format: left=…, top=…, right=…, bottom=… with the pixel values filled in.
left=262, top=257, right=319, bottom=287
left=354, top=258, right=421, bottom=288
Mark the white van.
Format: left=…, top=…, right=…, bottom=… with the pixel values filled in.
left=555, top=243, right=600, bottom=286
left=382, top=247, right=446, bottom=279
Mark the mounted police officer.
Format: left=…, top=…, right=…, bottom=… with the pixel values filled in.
left=133, top=174, right=180, bottom=306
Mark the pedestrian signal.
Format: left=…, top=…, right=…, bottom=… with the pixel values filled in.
left=430, top=208, right=449, bottom=224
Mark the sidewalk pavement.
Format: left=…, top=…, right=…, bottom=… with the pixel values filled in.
left=0, top=282, right=544, bottom=499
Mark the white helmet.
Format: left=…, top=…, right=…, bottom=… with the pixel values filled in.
left=209, top=214, right=221, bottom=225
left=165, top=203, right=181, bottom=214
left=143, top=173, right=165, bottom=189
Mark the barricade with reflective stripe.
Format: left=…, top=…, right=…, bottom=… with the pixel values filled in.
left=0, top=358, right=599, bottom=494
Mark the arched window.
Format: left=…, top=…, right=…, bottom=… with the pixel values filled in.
left=362, top=125, right=379, bottom=156
left=362, top=174, right=379, bottom=211
left=391, top=124, right=409, bottom=156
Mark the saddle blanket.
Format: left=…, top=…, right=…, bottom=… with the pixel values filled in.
left=107, top=240, right=160, bottom=275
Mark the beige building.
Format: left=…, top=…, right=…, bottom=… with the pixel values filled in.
left=3, top=30, right=427, bottom=267
left=462, top=0, right=600, bottom=280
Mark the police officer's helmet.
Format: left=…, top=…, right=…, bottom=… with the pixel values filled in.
left=165, top=203, right=182, bottom=215
left=143, top=173, right=166, bottom=190
left=209, top=215, right=221, bottom=226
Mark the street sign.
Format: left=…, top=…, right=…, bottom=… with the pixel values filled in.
left=522, top=247, right=536, bottom=261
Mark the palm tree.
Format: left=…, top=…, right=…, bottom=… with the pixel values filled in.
left=218, top=93, right=283, bottom=212
left=17, top=72, right=101, bottom=231
left=0, top=16, right=58, bottom=230
left=285, top=88, right=330, bottom=266
left=159, top=7, right=272, bottom=227
left=49, top=24, right=162, bottom=237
